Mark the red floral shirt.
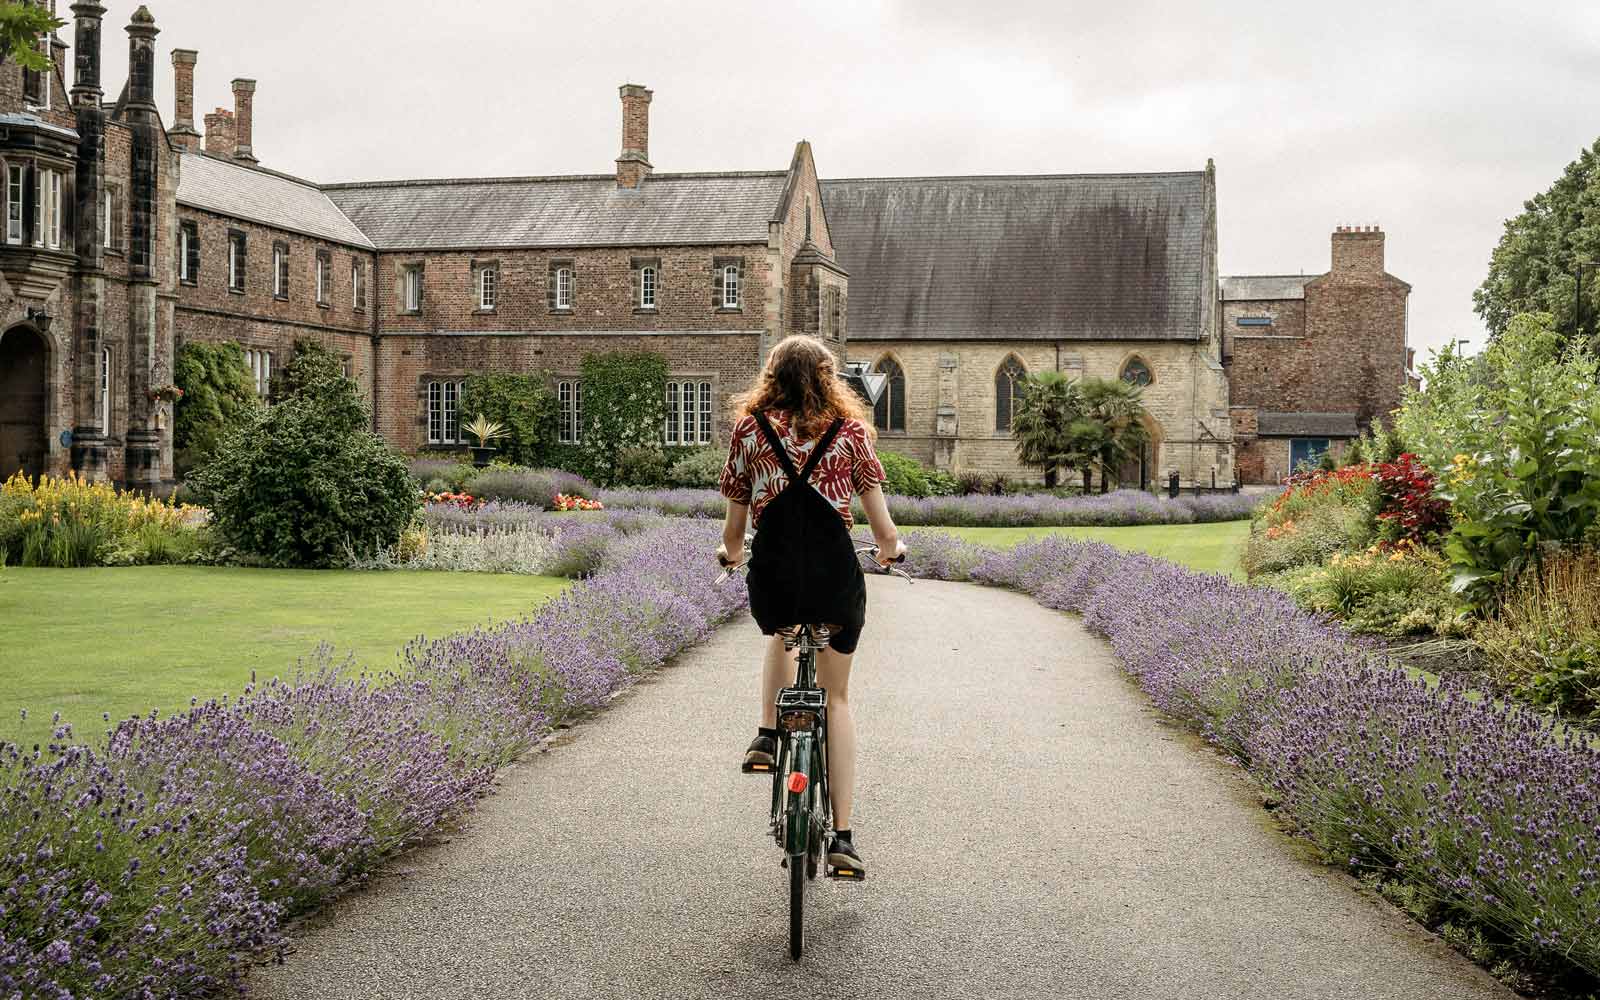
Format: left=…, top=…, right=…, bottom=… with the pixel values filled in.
left=719, top=411, right=885, bottom=528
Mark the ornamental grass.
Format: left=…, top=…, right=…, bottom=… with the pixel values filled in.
left=0, top=518, right=743, bottom=998
left=904, top=529, right=1600, bottom=983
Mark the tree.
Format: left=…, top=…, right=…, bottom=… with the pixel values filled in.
left=0, top=3, right=63, bottom=71
left=1474, top=138, right=1600, bottom=347
left=193, top=339, right=414, bottom=567
left=1010, top=371, right=1082, bottom=487
left=1077, top=377, right=1150, bottom=493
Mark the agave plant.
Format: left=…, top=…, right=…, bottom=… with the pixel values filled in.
left=462, top=414, right=508, bottom=448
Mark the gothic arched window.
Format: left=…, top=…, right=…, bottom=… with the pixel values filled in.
left=995, top=355, right=1027, bottom=432
left=873, top=356, right=905, bottom=432
left=1121, top=357, right=1153, bottom=387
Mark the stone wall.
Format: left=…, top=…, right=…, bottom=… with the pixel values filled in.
left=847, top=338, right=1232, bottom=486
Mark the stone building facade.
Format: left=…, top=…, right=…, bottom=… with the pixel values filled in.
left=1222, top=226, right=1411, bottom=484
left=0, top=3, right=1410, bottom=492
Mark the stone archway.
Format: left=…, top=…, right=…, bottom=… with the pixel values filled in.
left=0, top=325, right=49, bottom=481
left=1116, top=414, right=1163, bottom=491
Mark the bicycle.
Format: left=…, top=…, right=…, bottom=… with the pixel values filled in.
left=717, top=540, right=910, bottom=960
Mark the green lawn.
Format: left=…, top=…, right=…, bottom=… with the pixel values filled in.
left=934, top=520, right=1250, bottom=578
left=0, top=567, right=566, bottom=745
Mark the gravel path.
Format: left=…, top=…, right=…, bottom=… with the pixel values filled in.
left=255, top=577, right=1512, bottom=1000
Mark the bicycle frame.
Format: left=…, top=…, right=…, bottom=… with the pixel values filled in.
left=769, top=626, right=831, bottom=864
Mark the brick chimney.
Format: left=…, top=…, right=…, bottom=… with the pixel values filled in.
left=615, top=83, right=652, bottom=188
left=1331, top=224, right=1385, bottom=276
left=203, top=106, right=234, bottom=156
left=169, top=48, right=198, bottom=151
left=231, top=77, right=257, bottom=163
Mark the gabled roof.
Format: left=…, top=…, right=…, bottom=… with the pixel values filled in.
left=322, top=172, right=788, bottom=251
left=1220, top=274, right=1313, bottom=301
left=1256, top=411, right=1361, bottom=438
left=819, top=172, right=1209, bottom=342
left=177, top=152, right=373, bottom=249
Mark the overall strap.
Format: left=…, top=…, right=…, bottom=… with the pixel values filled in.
left=797, top=418, right=846, bottom=485
left=752, top=411, right=801, bottom=481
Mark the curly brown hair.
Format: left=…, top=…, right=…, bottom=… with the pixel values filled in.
left=729, top=335, right=874, bottom=442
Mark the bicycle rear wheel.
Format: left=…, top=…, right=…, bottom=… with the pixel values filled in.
left=789, top=847, right=805, bottom=960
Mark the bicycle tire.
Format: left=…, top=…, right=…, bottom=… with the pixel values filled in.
left=789, top=840, right=805, bottom=960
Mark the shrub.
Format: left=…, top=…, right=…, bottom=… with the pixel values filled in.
left=1403, top=314, right=1600, bottom=606
left=1243, top=502, right=1373, bottom=576
left=614, top=446, right=670, bottom=487
left=1262, top=545, right=1462, bottom=638
left=666, top=447, right=725, bottom=488
left=877, top=450, right=933, bottom=497
left=408, top=457, right=477, bottom=492
left=1370, top=453, right=1451, bottom=547
left=1477, top=548, right=1600, bottom=715
left=192, top=348, right=416, bottom=567
left=460, top=373, right=559, bottom=466
left=172, top=340, right=259, bottom=477
left=467, top=466, right=599, bottom=509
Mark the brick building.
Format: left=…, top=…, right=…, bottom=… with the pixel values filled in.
left=1222, top=226, right=1412, bottom=484
left=0, top=3, right=1409, bottom=491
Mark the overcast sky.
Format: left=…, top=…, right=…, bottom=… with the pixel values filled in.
left=96, top=0, right=1600, bottom=360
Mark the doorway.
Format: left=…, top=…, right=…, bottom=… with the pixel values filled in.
left=0, top=326, right=48, bottom=481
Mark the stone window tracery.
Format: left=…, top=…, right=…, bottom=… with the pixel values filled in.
left=1121, top=357, right=1153, bottom=387
left=995, top=356, right=1027, bottom=432
left=873, top=356, right=906, bottom=433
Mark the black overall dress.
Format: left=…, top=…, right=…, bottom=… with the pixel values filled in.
left=744, top=412, right=868, bottom=653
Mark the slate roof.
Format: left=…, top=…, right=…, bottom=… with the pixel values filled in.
left=322, top=172, right=788, bottom=251
left=1220, top=274, right=1313, bottom=301
left=1256, top=411, right=1361, bottom=438
left=177, top=153, right=373, bottom=249
left=819, top=173, right=1208, bottom=342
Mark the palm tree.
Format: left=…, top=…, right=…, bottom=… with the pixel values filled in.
left=1010, top=371, right=1082, bottom=487
left=1078, top=377, right=1151, bottom=493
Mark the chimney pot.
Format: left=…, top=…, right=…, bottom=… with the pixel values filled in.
left=616, top=83, right=653, bottom=188
left=231, top=77, right=257, bottom=164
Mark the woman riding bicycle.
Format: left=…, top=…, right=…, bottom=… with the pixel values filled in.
left=716, top=334, right=906, bottom=878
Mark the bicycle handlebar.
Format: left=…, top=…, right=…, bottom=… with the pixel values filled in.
left=714, top=541, right=911, bottom=584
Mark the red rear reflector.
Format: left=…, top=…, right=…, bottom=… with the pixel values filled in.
left=787, top=771, right=808, bottom=794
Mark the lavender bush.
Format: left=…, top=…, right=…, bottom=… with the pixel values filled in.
left=602, top=486, right=1265, bottom=527
left=0, top=518, right=742, bottom=998
left=903, top=530, right=1600, bottom=981
left=468, top=467, right=599, bottom=509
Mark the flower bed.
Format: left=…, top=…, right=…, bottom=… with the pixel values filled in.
left=601, top=486, right=1266, bottom=527
left=1, top=471, right=207, bottom=567
left=900, top=528, right=1600, bottom=985
left=0, top=517, right=744, bottom=998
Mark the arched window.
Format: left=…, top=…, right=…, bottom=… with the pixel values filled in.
left=995, top=356, right=1027, bottom=432
left=872, top=356, right=905, bottom=432
left=1121, top=357, right=1153, bottom=387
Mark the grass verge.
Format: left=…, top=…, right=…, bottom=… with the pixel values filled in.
left=940, top=520, right=1250, bottom=578
left=0, top=566, right=566, bottom=745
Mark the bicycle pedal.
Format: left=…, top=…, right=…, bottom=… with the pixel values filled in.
left=827, top=866, right=866, bottom=882
left=741, top=761, right=773, bottom=773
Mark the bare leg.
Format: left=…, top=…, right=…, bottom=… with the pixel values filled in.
left=816, top=646, right=856, bottom=830
left=759, top=635, right=794, bottom=729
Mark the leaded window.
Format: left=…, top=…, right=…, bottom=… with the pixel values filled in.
left=995, top=356, right=1027, bottom=432
left=1121, top=358, right=1152, bottom=387
left=7, top=165, right=24, bottom=245
left=479, top=265, right=498, bottom=310
left=179, top=221, right=199, bottom=284
left=558, top=379, right=582, bottom=444
left=640, top=265, right=656, bottom=309
left=34, top=169, right=60, bottom=249
left=721, top=263, right=740, bottom=308
left=427, top=379, right=466, bottom=445
left=873, top=357, right=906, bottom=432
left=663, top=380, right=713, bottom=446
left=555, top=266, right=573, bottom=309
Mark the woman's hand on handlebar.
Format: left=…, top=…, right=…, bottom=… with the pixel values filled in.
left=875, top=538, right=906, bottom=567
left=715, top=542, right=742, bottom=569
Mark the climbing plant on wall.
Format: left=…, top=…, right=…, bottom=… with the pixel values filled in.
left=577, top=351, right=668, bottom=486
left=461, top=373, right=558, bottom=467
left=172, top=341, right=259, bottom=477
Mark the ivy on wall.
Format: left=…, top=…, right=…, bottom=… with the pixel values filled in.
left=461, top=373, right=559, bottom=467
left=172, top=341, right=259, bottom=477
left=578, top=351, right=668, bottom=486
